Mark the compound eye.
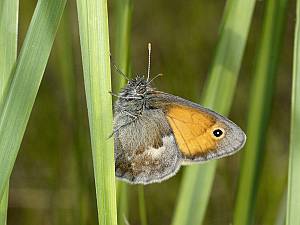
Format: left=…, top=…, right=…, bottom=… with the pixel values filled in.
left=212, top=128, right=225, bottom=139
left=137, top=85, right=146, bottom=94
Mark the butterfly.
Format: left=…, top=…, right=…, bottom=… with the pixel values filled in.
left=112, top=44, right=246, bottom=185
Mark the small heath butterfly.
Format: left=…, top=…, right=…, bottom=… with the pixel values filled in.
left=112, top=43, right=246, bottom=185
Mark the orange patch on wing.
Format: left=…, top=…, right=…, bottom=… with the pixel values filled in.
left=166, top=104, right=219, bottom=157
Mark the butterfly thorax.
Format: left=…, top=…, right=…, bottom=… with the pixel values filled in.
left=115, top=76, right=157, bottom=116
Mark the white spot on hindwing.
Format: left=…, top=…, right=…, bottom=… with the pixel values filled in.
left=145, top=135, right=174, bottom=159
left=146, top=145, right=165, bottom=158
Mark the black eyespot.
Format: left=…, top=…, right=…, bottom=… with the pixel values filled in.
left=213, top=129, right=223, bottom=138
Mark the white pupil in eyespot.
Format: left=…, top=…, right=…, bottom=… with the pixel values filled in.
left=213, top=129, right=223, bottom=137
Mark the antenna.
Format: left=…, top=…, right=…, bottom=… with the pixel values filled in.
left=147, top=73, right=163, bottom=84
left=110, top=53, right=130, bottom=81
left=147, top=43, right=151, bottom=81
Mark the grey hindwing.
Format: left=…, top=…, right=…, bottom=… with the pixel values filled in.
left=114, top=109, right=182, bottom=184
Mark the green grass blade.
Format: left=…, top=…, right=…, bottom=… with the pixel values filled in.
left=286, top=0, right=300, bottom=223
left=0, top=186, right=8, bottom=225
left=0, top=1, right=19, bottom=222
left=113, top=1, right=133, bottom=224
left=76, top=0, right=117, bottom=224
left=275, top=191, right=287, bottom=225
left=113, top=0, right=132, bottom=90
left=233, top=1, right=288, bottom=225
left=117, top=182, right=129, bottom=225
left=0, top=0, right=19, bottom=101
left=138, top=186, right=148, bottom=225
left=172, top=1, right=256, bottom=225
left=0, top=0, right=66, bottom=200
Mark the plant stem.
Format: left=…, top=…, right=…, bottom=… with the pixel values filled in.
left=233, top=0, right=288, bottom=224
left=76, top=0, right=118, bottom=224
left=286, top=0, right=300, bottom=223
left=172, top=1, right=256, bottom=224
left=138, top=185, right=148, bottom=225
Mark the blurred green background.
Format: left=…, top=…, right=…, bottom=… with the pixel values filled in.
left=7, top=0, right=293, bottom=224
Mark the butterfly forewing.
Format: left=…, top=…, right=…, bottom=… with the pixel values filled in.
left=157, top=92, right=246, bottom=162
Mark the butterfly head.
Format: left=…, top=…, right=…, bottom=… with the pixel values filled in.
left=119, top=76, right=154, bottom=99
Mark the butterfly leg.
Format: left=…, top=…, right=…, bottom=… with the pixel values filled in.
left=109, top=91, right=120, bottom=98
left=108, top=118, right=138, bottom=139
left=122, top=110, right=138, bottom=119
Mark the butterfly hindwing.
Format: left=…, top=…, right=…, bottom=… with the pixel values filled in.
left=114, top=109, right=182, bottom=184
